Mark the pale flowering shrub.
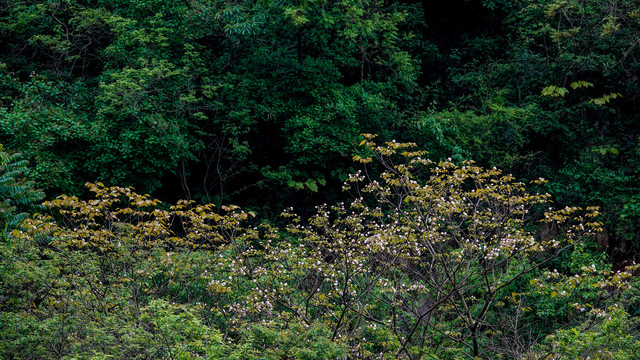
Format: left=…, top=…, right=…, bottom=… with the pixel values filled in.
left=211, top=136, right=604, bottom=359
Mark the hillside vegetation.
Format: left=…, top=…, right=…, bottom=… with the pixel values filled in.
left=1, top=0, right=640, bottom=358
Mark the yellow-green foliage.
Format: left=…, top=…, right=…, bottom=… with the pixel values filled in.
left=2, top=138, right=637, bottom=359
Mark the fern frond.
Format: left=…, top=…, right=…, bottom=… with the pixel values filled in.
left=0, top=145, right=45, bottom=231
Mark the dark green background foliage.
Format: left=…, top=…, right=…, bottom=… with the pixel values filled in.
left=1, top=0, right=639, bottom=244
left=0, top=0, right=426, bottom=210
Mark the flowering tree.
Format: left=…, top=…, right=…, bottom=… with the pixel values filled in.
left=213, top=135, right=602, bottom=359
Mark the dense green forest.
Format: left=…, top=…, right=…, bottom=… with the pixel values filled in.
left=1, top=0, right=640, bottom=358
